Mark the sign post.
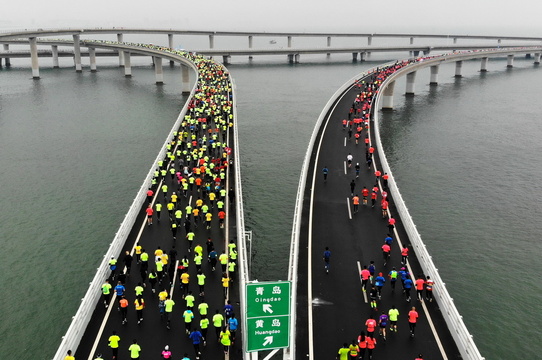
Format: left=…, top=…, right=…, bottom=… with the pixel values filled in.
left=245, top=281, right=291, bottom=352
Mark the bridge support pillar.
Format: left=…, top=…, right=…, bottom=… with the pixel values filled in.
left=405, top=71, right=416, bottom=96
left=525, top=53, right=532, bottom=59
left=294, top=54, right=300, bottom=63
left=410, top=37, right=414, bottom=45
left=352, top=52, right=358, bottom=62
left=209, top=34, right=215, bottom=49
left=535, top=53, right=541, bottom=65
left=73, top=34, right=82, bottom=72
left=480, top=57, right=488, bottom=72
left=51, top=45, right=59, bottom=68
left=382, top=81, right=395, bottom=110
left=327, top=36, right=331, bottom=55
left=222, top=55, right=231, bottom=65
left=359, top=52, right=366, bottom=61
left=182, top=64, right=190, bottom=94
left=154, top=57, right=163, bottom=84
left=507, top=54, right=514, bottom=68
left=117, top=34, right=125, bottom=67
left=498, top=39, right=502, bottom=44
left=367, top=36, right=372, bottom=46
left=287, top=36, right=292, bottom=48
left=429, top=65, right=439, bottom=85
left=423, top=49, right=431, bottom=56
left=168, top=34, right=175, bottom=65
left=3, top=44, right=10, bottom=67
left=413, top=50, right=420, bottom=57
left=288, top=54, right=294, bottom=64
left=455, top=60, right=463, bottom=78
left=453, top=37, right=457, bottom=44
left=29, top=37, right=39, bottom=79
left=123, top=52, right=132, bottom=77
left=89, top=48, right=97, bottom=72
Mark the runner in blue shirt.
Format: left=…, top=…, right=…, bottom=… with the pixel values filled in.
left=189, top=328, right=203, bottom=356
left=114, top=281, right=125, bottom=297
left=374, top=273, right=386, bottom=299
left=323, top=247, right=331, bottom=273
left=403, top=275, right=413, bottom=302
left=228, top=313, right=239, bottom=342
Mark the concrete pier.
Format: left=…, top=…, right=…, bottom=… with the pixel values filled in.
left=352, top=52, right=358, bottom=62
left=405, top=71, right=417, bottom=95
left=117, top=33, right=124, bottom=66
left=29, top=37, right=39, bottom=79
left=327, top=36, right=331, bottom=55
left=453, top=37, right=458, bottom=44
left=381, top=80, right=395, bottom=110
left=507, top=54, right=514, bottom=68
left=535, top=52, right=541, bottom=65
left=209, top=34, right=214, bottom=49
left=89, top=48, right=97, bottom=72
left=455, top=60, right=463, bottom=78
left=410, top=36, right=414, bottom=45
left=430, top=64, right=439, bottom=85
left=222, top=55, right=231, bottom=65
left=154, top=56, right=163, bottom=84
left=73, top=34, right=82, bottom=72
left=248, top=36, right=253, bottom=59
left=294, top=53, right=300, bottom=63
left=181, top=64, right=190, bottom=94
left=168, top=34, right=174, bottom=65
left=3, top=44, right=10, bottom=67
left=51, top=45, right=59, bottom=68
left=288, top=35, right=292, bottom=48
left=359, top=52, right=366, bottom=61
left=480, top=57, right=488, bottom=72
left=123, top=51, right=131, bottom=77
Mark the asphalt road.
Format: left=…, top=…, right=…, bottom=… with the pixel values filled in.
left=296, top=74, right=462, bottom=360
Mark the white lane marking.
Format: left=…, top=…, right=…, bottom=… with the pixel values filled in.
left=343, top=161, right=347, bottom=175
left=344, top=137, right=347, bottom=147
left=169, top=260, right=180, bottom=297
left=346, top=198, right=352, bottom=220
left=357, top=261, right=368, bottom=303
left=308, top=82, right=358, bottom=360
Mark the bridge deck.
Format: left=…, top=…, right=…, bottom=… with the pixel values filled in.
left=74, top=107, right=241, bottom=359
left=295, top=73, right=462, bottom=359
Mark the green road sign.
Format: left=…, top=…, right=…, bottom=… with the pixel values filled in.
left=245, top=281, right=291, bottom=352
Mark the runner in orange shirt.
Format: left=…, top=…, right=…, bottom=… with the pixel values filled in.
left=352, top=195, right=360, bottom=213
left=408, top=306, right=419, bottom=337
left=145, top=205, right=153, bottom=226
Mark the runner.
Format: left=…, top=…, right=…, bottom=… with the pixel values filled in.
left=381, top=243, right=391, bottom=266
left=64, top=350, right=75, bottom=360
left=134, top=295, right=145, bottom=325
left=401, top=246, right=409, bottom=265
left=219, top=326, right=232, bottom=354
left=415, top=275, right=425, bottom=301
left=337, top=343, right=350, bottom=360
left=164, top=296, right=175, bottom=329
left=361, top=186, right=369, bottom=205
left=183, top=308, right=195, bottom=334
left=349, top=340, right=359, bottom=359
left=350, top=180, right=356, bottom=196
left=128, top=339, right=141, bottom=359
left=425, top=276, right=434, bottom=302
left=145, top=204, right=153, bottom=226
left=366, top=336, right=376, bottom=359
left=388, top=267, right=398, bottom=292
left=189, top=328, right=203, bottom=357
left=161, top=345, right=172, bottom=359
left=355, top=163, right=360, bottom=178
left=212, top=309, right=224, bottom=339
left=119, top=296, right=129, bottom=325
left=378, top=311, right=389, bottom=340
left=388, top=305, right=399, bottom=333
left=108, top=330, right=120, bottom=359
left=374, top=273, right=386, bottom=299
left=228, top=313, right=239, bottom=342
left=346, top=153, right=353, bottom=168
left=322, top=166, right=329, bottom=182
left=404, top=275, right=413, bottom=302
left=365, top=315, right=377, bottom=338
left=357, top=332, right=367, bottom=360
left=352, top=195, right=360, bottom=213
left=360, top=265, right=370, bottom=292
left=101, top=280, right=112, bottom=308
left=408, top=306, right=419, bottom=337
left=323, top=247, right=331, bottom=273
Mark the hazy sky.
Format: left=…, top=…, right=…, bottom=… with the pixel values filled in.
left=2, top=0, right=542, bottom=36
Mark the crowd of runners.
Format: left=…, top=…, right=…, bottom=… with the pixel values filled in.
left=64, top=43, right=241, bottom=360
left=326, top=61, right=436, bottom=360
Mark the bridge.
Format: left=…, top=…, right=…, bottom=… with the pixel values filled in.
left=1, top=28, right=542, bottom=72
left=2, top=29, right=538, bottom=360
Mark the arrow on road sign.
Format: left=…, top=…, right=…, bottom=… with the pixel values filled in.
left=263, top=304, right=273, bottom=313
left=263, top=336, right=273, bottom=346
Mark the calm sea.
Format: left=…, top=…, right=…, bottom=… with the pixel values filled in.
left=0, top=48, right=540, bottom=359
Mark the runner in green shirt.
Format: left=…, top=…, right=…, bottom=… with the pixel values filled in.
left=212, top=309, right=224, bottom=339
left=128, top=339, right=141, bottom=359
left=388, top=305, right=400, bottom=333
left=164, top=296, right=175, bottom=329
left=337, top=343, right=350, bottom=360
